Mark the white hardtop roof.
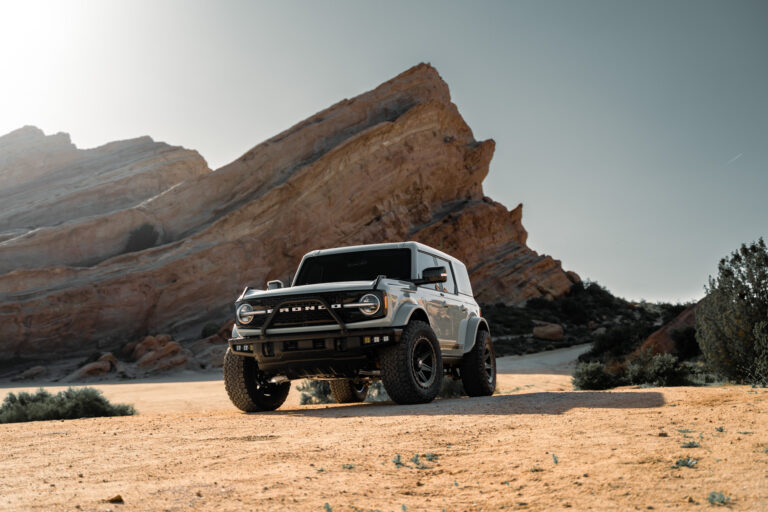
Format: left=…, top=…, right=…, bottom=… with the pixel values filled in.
left=301, top=241, right=461, bottom=263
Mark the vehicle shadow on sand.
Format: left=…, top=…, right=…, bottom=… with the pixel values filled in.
left=259, top=390, right=666, bottom=418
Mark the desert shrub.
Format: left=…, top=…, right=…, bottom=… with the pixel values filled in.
left=572, top=361, right=616, bottom=390
left=670, top=326, right=700, bottom=360
left=644, top=353, right=684, bottom=386
left=580, top=322, right=656, bottom=364
left=707, top=492, right=731, bottom=506
left=439, top=377, right=466, bottom=398
left=696, top=238, right=768, bottom=383
left=618, top=352, right=690, bottom=387
left=299, top=377, right=466, bottom=404
left=365, top=381, right=389, bottom=402
left=660, top=303, right=688, bottom=325
left=625, top=359, right=646, bottom=385
left=124, top=223, right=159, bottom=253
left=481, top=303, right=534, bottom=335
left=751, top=320, right=768, bottom=386
left=297, top=380, right=333, bottom=404
left=201, top=322, right=220, bottom=338
left=0, top=388, right=135, bottom=424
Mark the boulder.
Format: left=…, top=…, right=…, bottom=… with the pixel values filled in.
left=635, top=303, right=698, bottom=356
left=137, top=341, right=183, bottom=368
left=131, top=336, right=160, bottom=361
left=65, top=360, right=112, bottom=381
left=532, top=323, right=564, bottom=341
left=98, top=352, right=118, bottom=369
left=13, top=365, right=47, bottom=381
left=0, top=64, right=579, bottom=361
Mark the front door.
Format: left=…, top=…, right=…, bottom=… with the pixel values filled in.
left=416, top=251, right=453, bottom=346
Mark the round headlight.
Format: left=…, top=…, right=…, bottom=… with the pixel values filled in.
left=236, top=303, right=254, bottom=324
left=358, top=294, right=380, bottom=316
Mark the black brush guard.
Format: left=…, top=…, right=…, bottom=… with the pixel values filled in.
left=228, top=296, right=402, bottom=379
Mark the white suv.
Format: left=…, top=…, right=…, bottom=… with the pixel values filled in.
left=224, top=241, right=495, bottom=411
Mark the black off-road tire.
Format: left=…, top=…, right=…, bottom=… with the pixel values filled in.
left=380, top=321, right=443, bottom=404
left=223, top=348, right=290, bottom=412
left=460, top=330, right=496, bottom=397
left=329, top=380, right=369, bottom=403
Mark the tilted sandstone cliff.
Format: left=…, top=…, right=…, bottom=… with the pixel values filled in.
left=0, top=64, right=578, bottom=361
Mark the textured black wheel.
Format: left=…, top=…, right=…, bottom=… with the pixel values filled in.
left=380, top=321, right=443, bottom=404
left=460, top=330, right=496, bottom=397
left=329, top=380, right=369, bottom=403
left=223, top=348, right=290, bottom=412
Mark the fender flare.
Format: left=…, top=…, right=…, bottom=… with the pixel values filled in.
left=392, top=302, right=429, bottom=327
left=462, top=316, right=490, bottom=354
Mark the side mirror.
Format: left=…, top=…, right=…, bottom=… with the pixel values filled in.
left=267, top=279, right=284, bottom=290
left=414, top=266, right=447, bottom=286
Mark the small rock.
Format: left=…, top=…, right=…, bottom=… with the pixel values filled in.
left=106, top=495, right=124, bottom=504
left=131, top=336, right=159, bottom=360
left=98, top=352, right=118, bottom=369
left=120, top=339, right=140, bottom=357
left=155, top=333, right=172, bottom=344
left=14, top=365, right=47, bottom=381
left=532, top=323, right=564, bottom=341
left=592, top=326, right=607, bottom=337
left=137, top=341, right=183, bottom=368
left=566, top=270, right=581, bottom=283
left=64, top=360, right=112, bottom=381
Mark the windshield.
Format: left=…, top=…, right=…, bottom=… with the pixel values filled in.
left=294, top=249, right=411, bottom=285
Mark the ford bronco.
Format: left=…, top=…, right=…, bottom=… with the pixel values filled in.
left=224, top=241, right=496, bottom=411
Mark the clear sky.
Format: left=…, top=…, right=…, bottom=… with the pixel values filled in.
left=1, top=0, right=766, bottom=303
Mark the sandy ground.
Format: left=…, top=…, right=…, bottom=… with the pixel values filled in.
left=1, top=344, right=767, bottom=511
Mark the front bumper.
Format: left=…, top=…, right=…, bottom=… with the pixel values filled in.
left=228, top=327, right=403, bottom=379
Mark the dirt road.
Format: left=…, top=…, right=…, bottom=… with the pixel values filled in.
left=1, top=345, right=767, bottom=511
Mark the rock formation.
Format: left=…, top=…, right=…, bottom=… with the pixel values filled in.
left=636, top=304, right=698, bottom=356
left=0, top=64, right=579, bottom=361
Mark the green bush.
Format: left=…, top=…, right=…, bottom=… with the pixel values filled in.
left=297, top=380, right=333, bottom=404
left=696, top=238, right=768, bottom=383
left=0, top=388, right=135, bottom=424
left=298, top=377, right=467, bottom=404
left=751, top=320, right=768, bottom=386
left=580, top=323, right=656, bottom=364
left=670, top=326, right=700, bottom=360
left=644, top=353, right=684, bottom=386
left=572, top=361, right=616, bottom=390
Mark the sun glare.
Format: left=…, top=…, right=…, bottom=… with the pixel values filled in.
left=0, top=0, right=88, bottom=127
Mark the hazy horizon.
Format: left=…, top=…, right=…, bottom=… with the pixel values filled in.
left=1, top=0, right=766, bottom=304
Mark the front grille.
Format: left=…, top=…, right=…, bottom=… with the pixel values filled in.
left=242, top=294, right=349, bottom=329
left=271, top=301, right=336, bottom=327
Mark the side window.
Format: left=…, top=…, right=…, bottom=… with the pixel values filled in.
left=453, top=260, right=473, bottom=296
left=417, top=251, right=439, bottom=290
left=435, top=256, right=456, bottom=294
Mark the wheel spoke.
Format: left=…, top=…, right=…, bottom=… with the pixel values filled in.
left=411, top=336, right=437, bottom=388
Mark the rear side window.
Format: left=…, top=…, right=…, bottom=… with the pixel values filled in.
left=453, top=260, right=474, bottom=296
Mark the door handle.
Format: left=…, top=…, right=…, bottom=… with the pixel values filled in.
left=460, top=305, right=468, bottom=312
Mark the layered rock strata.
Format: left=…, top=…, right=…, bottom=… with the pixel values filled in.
left=0, top=64, right=578, bottom=361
